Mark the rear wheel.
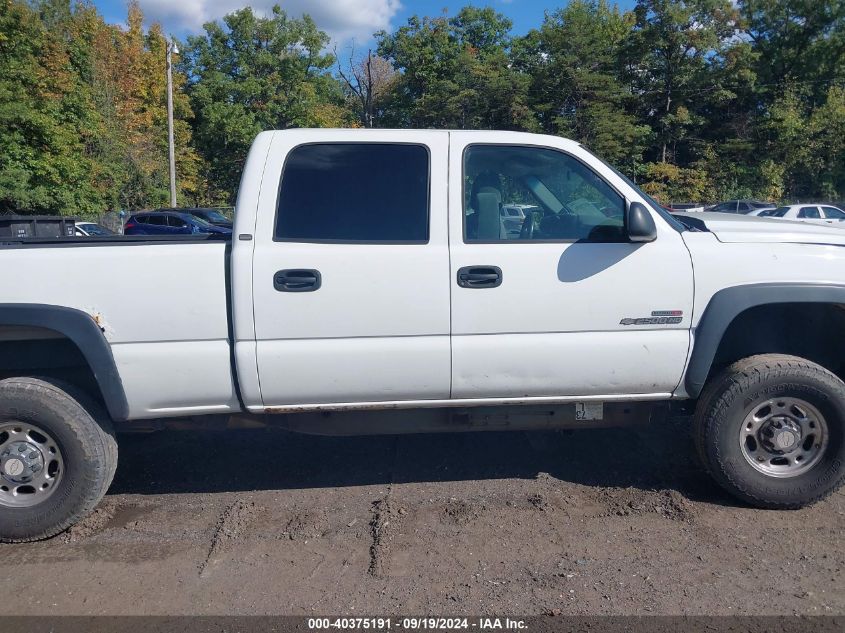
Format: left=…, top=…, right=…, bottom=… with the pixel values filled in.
left=0, top=378, right=117, bottom=542
left=694, top=354, right=845, bottom=508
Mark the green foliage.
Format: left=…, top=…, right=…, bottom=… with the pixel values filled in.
left=742, top=0, right=845, bottom=98
left=757, top=84, right=845, bottom=201
left=0, top=0, right=102, bottom=214
left=624, top=0, right=740, bottom=166
left=376, top=8, right=537, bottom=130
left=0, top=0, right=209, bottom=216
left=0, top=0, right=843, bottom=211
left=640, top=161, right=709, bottom=202
left=516, top=0, right=649, bottom=169
left=182, top=6, right=353, bottom=201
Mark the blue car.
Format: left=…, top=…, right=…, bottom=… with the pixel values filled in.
left=124, top=211, right=233, bottom=237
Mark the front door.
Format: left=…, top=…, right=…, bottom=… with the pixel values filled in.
left=448, top=134, right=694, bottom=400
left=252, top=130, right=451, bottom=406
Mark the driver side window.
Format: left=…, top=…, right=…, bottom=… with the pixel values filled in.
left=463, top=145, right=625, bottom=243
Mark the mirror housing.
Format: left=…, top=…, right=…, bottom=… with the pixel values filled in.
left=627, top=202, right=657, bottom=243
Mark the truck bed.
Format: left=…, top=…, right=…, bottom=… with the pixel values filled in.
left=0, top=238, right=239, bottom=418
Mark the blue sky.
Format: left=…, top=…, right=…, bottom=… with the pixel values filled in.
left=93, top=0, right=639, bottom=47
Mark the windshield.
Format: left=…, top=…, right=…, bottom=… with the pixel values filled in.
left=189, top=215, right=216, bottom=228
left=199, top=210, right=230, bottom=223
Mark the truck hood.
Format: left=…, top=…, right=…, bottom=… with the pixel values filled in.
left=675, top=212, right=845, bottom=246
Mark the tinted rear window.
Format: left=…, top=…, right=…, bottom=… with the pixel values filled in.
left=275, top=143, right=430, bottom=242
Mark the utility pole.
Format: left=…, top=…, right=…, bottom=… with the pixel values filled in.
left=166, top=39, right=178, bottom=207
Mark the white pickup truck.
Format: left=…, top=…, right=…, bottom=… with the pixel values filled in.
left=2, top=129, right=845, bottom=542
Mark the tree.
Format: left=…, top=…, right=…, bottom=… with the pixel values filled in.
left=336, top=47, right=395, bottom=128
left=741, top=0, right=845, bottom=99
left=0, top=0, right=208, bottom=215
left=87, top=2, right=203, bottom=210
left=807, top=86, right=845, bottom=200
left=757, top=84, right=845, bottom=201
left=376, top=7, right=537, bottom=130
left=515, top=0, right=649, bottom=169
left=181, top=6, right=353, bottom=200
left=0, top=0, right=103, bottom=215
left=0, top=0, right=843, bottom=211
left=624, top=0, right=740, bottom=165
left=640, top=160, right=708, bottom=202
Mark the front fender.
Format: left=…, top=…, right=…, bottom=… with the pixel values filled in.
left=685, top=283, right=845, bottom=398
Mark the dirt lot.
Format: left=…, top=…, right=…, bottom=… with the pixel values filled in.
left=0, top=415, right=843, bottom=616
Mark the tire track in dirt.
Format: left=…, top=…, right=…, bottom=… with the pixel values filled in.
left=199, top=499, right=262, bottom=577
left=2, top=426, right=843, bottom=615
left=368, top=497, right=408, bottom=577
left=367, top=436, right=407, bottom=577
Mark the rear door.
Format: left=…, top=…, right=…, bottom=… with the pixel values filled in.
left=166, top=215, right=192, bottom=234
left=145, top=215, right=169, bottom=234
left=798, top=206, right=827, bottom=225
left=447, top=133, right=694, bottom=400
left=251, top=131, right=451, bottom=406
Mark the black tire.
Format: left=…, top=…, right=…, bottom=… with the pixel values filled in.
left=0, top=377, right=117, bottom=542
left=694, top=354, right=845, bottom=509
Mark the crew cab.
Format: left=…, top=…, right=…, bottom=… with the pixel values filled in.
left=2, top=129, right=845, bottom=542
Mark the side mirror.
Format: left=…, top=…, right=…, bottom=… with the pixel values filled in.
left=627, top=202, right=657, bottom=243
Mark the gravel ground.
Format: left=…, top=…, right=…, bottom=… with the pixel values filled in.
left=0, top=416, right=843, bottom=616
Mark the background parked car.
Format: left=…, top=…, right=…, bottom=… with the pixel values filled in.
left=756, top=204, right=845, bottom=226
left=74, top=221, right=115, bottom=236
left=500, top=204, right=540, bottom=238
left=705, top=200, right=776, bottom=214
left=124, top=211, right=233, bottom=236
left=156, top=207, right=233, bottom=230
left=500, top=204, right=539, bottom=220
left=668, top=202, right=705, bottom=212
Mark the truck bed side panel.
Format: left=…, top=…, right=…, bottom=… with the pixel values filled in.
left=0, top=242, right=238, bottom=419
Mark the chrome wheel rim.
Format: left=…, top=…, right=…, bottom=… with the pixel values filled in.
left=0, top=422, right=63, bottom=508
left=740, top=398, right=829, bottom=478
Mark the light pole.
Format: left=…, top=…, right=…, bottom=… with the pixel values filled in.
left=166, top=39, right=179, bottom=208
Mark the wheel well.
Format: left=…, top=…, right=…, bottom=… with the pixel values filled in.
left=709, top=303, right=845, bottom=383
left=0, top=326, right=105, bottom=410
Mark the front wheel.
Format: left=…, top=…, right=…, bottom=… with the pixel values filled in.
left=694, top=354, right=845, bottom=508
left=0, top=378, right=117, bottom=542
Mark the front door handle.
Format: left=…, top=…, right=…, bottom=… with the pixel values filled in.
left=274, top=269, right=322, bottom=292
left=457, top=266, right=502, bottom=289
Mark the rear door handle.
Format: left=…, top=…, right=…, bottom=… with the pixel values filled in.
left=274, top=269, right=322, bottom=292
left=457, top=266, right=502, bottom=289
